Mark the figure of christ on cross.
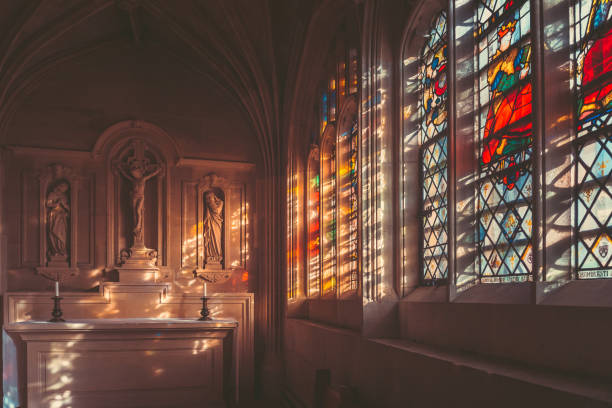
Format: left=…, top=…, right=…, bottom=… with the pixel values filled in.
left=115, top=141, right=163, bottom=248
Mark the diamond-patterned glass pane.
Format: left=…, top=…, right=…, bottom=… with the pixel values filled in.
left=576, top=133, right=612, bottom=278
left=476, top=0, right=533, bottom=282
left=418, top=11, right=449, bottom=282
left=573, top=0, right=612, bottom=278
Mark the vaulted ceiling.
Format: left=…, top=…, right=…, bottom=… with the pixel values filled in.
left=0, top=0, right=334, bottom=166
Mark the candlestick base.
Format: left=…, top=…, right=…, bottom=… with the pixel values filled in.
left=198, top=296, right=212, bottom=321
left=49, top=296, right=65, bottom=322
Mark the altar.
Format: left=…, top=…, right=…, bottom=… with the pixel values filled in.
left=4, top=318, right=239, bottom=408
left=1, top=121, right=256, bottom=407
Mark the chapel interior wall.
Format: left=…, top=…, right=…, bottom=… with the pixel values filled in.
left=0, top=43, right=258, bottom=295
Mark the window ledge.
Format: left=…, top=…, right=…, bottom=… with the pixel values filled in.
left=451, top=281, right=533, bottom=304
left=538, top=279, right=612, bottom=307
left=285, top=317, right=361, bottom=337
left=402, top=285, right=449, bottom=303
left=369, top=337, right=612, bottom=404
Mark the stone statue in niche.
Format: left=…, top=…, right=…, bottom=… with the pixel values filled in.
left=46, top=180, right=70, bottom=261
left=115, top=141, right=163, bottom=248
left=203, top=188, right=224, bottom=268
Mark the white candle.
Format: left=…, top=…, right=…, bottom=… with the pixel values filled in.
left=55, top=281, right=59, bottom=297
left=203, top=282, right=207, bottom=297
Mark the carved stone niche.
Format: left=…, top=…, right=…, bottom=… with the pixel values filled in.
left=194, top=173, right=232, bottom=284
left=108, top=138, right=167, bottom=283
left=35, top=164, right=79, bottom=281
left=95, top=121, right=178, bottom=283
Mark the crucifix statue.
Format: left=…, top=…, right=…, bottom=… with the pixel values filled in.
left=114, top=140, right=163, bottom=250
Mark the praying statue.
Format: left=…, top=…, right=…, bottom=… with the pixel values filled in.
left=116, top=148, right=162, bottom=247
left=46, top=181, right=70, bottom=258
left=203, top=190, right=224, bottom=266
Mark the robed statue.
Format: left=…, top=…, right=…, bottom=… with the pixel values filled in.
left=203, top=190, right=224, bottom=266
left=46, top=181, right=70, bottom=258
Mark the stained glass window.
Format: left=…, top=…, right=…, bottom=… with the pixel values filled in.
left=338, top=119, right=359, bottom=293
left=348, top=120, right=359, bottom=290
left=475, top=0, right=534, bottom=282
left=287, top=163, right=299, bottom=299
left=349, top=48, right=359, bottom=95
left=338, top=60, right=347, bottom=108
left=308, top=152, right=321, bottom=295
left=321, top=90, right=329, bottom=135
left=322, top=136, right=337, bottom=294
left=573, top=0, right=612, bottom=278
left=313, top=32, right=359, bottom=297
left=419, top=11, right=449, bottom=282
left=329, top=77, right=338, bottom=123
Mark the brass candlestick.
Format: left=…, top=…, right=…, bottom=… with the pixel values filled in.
left=199, top=296, right=212, bottom=321
left=49, top=296, right=65, bottom=322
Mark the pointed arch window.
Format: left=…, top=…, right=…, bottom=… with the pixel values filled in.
left=572, top=0, right=612, bottom=278
left=308, top=35, right=360, bottom=297
left=475, top=0, right=534, bottom=282
left=418, top=11, right=449, bottom=283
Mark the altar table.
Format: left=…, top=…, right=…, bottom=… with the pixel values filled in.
left=3, top=318, right=239, bottom=408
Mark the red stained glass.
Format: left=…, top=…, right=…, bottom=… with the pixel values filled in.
left=476, top=0, right=533, bottom=280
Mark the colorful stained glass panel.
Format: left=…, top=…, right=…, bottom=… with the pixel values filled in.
left=349, top=121, right=359, bottom=289
left=574, top=0, right=612, bottom=136
left=476, top=0, right=533, bottom=281
left=419, top=11, right=448, bottom=145
left=418, top=11, right=449, bottom=282
left=322, top=140, right=337, bottom=294
left=308, top=159, right=321, bottom=295
left=573, top=0, right=612, bottom=278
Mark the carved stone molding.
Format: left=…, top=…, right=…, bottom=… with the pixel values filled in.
left=93, top=120, right=180, bottom=164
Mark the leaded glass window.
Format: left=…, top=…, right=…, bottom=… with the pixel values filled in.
left=308, top=151, right=321, bottom=295
left=287, top=162, right=299, bottom=299
left=338, top=117, right=359, bottom=293
left=329, top=77, right=337, bottom=122
left=322, top=134, right=337, bottom=294
left=321, top=90, right=329, bottom=135
left=419, top=11, right=449, bottom=282
left=573, top=0, right=612, bottom=278
left=475, top=0, right=534, bottom=282
left=348, top=120, right=359, bottom=290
